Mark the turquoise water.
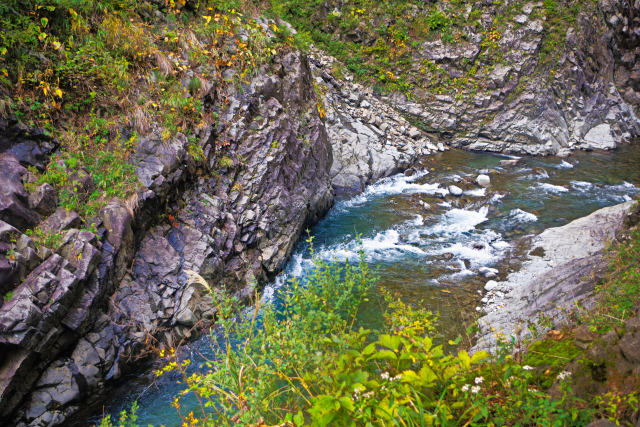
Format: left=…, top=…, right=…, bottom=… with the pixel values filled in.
left=89, top=145, right=640, bottom=426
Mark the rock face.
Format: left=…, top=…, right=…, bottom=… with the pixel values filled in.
left=309, top=50, right=442, bottom=195
left=388, top=0, right=640, bottom=155
left=473, top=201, right=636, bottom=353
left=0, top=51, right=333, bottom=426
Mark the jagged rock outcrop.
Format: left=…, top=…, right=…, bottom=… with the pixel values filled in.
left=473, top=201, right=636, bottom=353
left=309, top=50, right=445, bottom=195
left=387, top=0, right=640, bottom=155
left=0, top=51, right=333, bottom=426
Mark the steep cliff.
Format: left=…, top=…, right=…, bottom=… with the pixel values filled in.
left=1, top=0, right=639, bottom=425
left=0, top=50, right=333, bottom=426
left=273, top=0, right=640, bottom=154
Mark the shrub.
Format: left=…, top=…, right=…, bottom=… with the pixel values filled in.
left=147, top=236, right=594, bottom=426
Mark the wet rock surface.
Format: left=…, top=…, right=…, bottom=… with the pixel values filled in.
left=473, top=201, right=636, bottom=353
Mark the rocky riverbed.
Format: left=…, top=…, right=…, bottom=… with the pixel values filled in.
left=2, top=1, right=640, bottom=424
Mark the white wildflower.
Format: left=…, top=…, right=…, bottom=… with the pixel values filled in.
left=557, top=370, right=572, bottom=381
left=381, top=372, right=390, bottom=380
left=471, top=385, right=481, bottom=394
left=461, top=384, right=470, bottom=392
left=522, top=365, right=534, bottom=371
left=391, top=374, right=402, bottom=382
left=474, top=376, right=484, bottom=385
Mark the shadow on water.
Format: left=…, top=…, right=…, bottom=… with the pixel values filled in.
left=88, top=144, right=640, bottom=425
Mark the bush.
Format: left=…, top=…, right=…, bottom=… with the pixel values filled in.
left=148, top=237, right=594, bottom=426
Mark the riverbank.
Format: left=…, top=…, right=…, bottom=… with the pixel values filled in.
left=474, top=200, right=637, bottom=353
left=2, top=0, right=640, bottom=424
left=99, top=197, right=640, bottom=426
left=93, top=144, right=640, bottom=425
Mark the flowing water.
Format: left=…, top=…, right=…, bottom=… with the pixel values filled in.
left=91, top=145, right=640, bottom=426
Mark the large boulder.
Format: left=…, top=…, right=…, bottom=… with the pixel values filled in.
left=0, top=155, right=40, bottom=231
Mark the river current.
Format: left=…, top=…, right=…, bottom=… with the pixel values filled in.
left=93, top=145, right=640, bottom=425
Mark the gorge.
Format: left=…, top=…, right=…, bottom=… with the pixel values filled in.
left=1, top=0, right=640, bottom=425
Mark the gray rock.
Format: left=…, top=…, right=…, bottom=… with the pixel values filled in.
left=479, top=266, right=498, bottom=278
left=448, top=185, right=463, bottom=196
left=476, top=174, right=491, bottom=188
left=0, top=155, right=40, bottom=231
left=499, top=159, right=520, bottom=167
left=39, top=207, right=81, bottom=234
left=583, top=123, right=617, bottom=150
left=484, top=280, right=499, bottom=291
left=474, top=202, right=635, bottom=353
left=28, top=184, right=58, bottom=216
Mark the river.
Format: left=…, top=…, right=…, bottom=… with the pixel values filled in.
left=90, top=145, right=640, bottom=426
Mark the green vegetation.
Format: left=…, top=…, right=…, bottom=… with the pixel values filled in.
left=1, top=0, right=295, bottom=248
left=589, top=228, right=640, bottom=332
left=3, top=291, right=14, bottom=303
left=266, top=0, right=590, bottom=99
left=105, top=218, right=640, bottom=426
left=139, top=236, right=624, bottom=426
left=98, top=401, right=139, bottom=427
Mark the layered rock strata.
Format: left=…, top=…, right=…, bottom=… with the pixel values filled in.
left=0, top=51, right=333, bottom=426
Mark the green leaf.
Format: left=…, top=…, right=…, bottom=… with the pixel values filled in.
left=351, top=370, right=368, bottom=384
left=41, top=17, right=48, bottom=27
left=458, top=350, right=471, bottom=370
left=339, top=396, right=355, bottom=412
left=294, top=410, right=304, bottom=426
left=419, top=365, right=437, bottom=385
left=471, top=350, right=489, bottom=364
left=369, top=349, right=397, bottom=360
left=378, top=334, right=402, bottom=350
left=422, top=336, right=432, bottom=351
left=400, top=369, right=420, bottom=384
left=362, top=342, right=376, bottom=356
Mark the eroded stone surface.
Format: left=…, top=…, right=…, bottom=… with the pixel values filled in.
left=473, top=201, right=635, bottom=353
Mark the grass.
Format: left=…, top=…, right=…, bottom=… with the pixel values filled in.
left=589, top=228, right=640, bottom=332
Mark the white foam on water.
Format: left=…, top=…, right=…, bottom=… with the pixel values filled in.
left=442, top=243, right=497, bottom=267
left=411, top=214, right=424, bottom=226
left=262, top=253, right=308, bottom=302
left=497, top=153, right=522, bottom=160
left=492, top=240, right=511, bottom=250
left=509, top=208, right=538, bottom=223
left=439, top=201, right=452, bottom=208
left=557, top=160, right=574, bottom=169
left=464, top=188, right=487, bottom=197
left=535, top=182, right=569, bottom=193
left=427, top=207, right=489, bottom=235
left=444, top=260, right=475, bottom=278
left=489, top=193, right=505, bottom=204
left=316, top=229, right=425, bottom=263
left=619, top=181, right=638, bottom=190
left=570, top=181, right=594, bottom=191
left=337, top=171, right=452, bottom=209
left=623, top=195, right=633, bottom=201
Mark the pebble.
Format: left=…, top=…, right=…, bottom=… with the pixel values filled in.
left=484, top=280, right=500, bottom=291
left=476, top=174, right=491, bottom=188
left=479, top=266, right=498, bottom=278
left=448, top=185, right=463, bottom=196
